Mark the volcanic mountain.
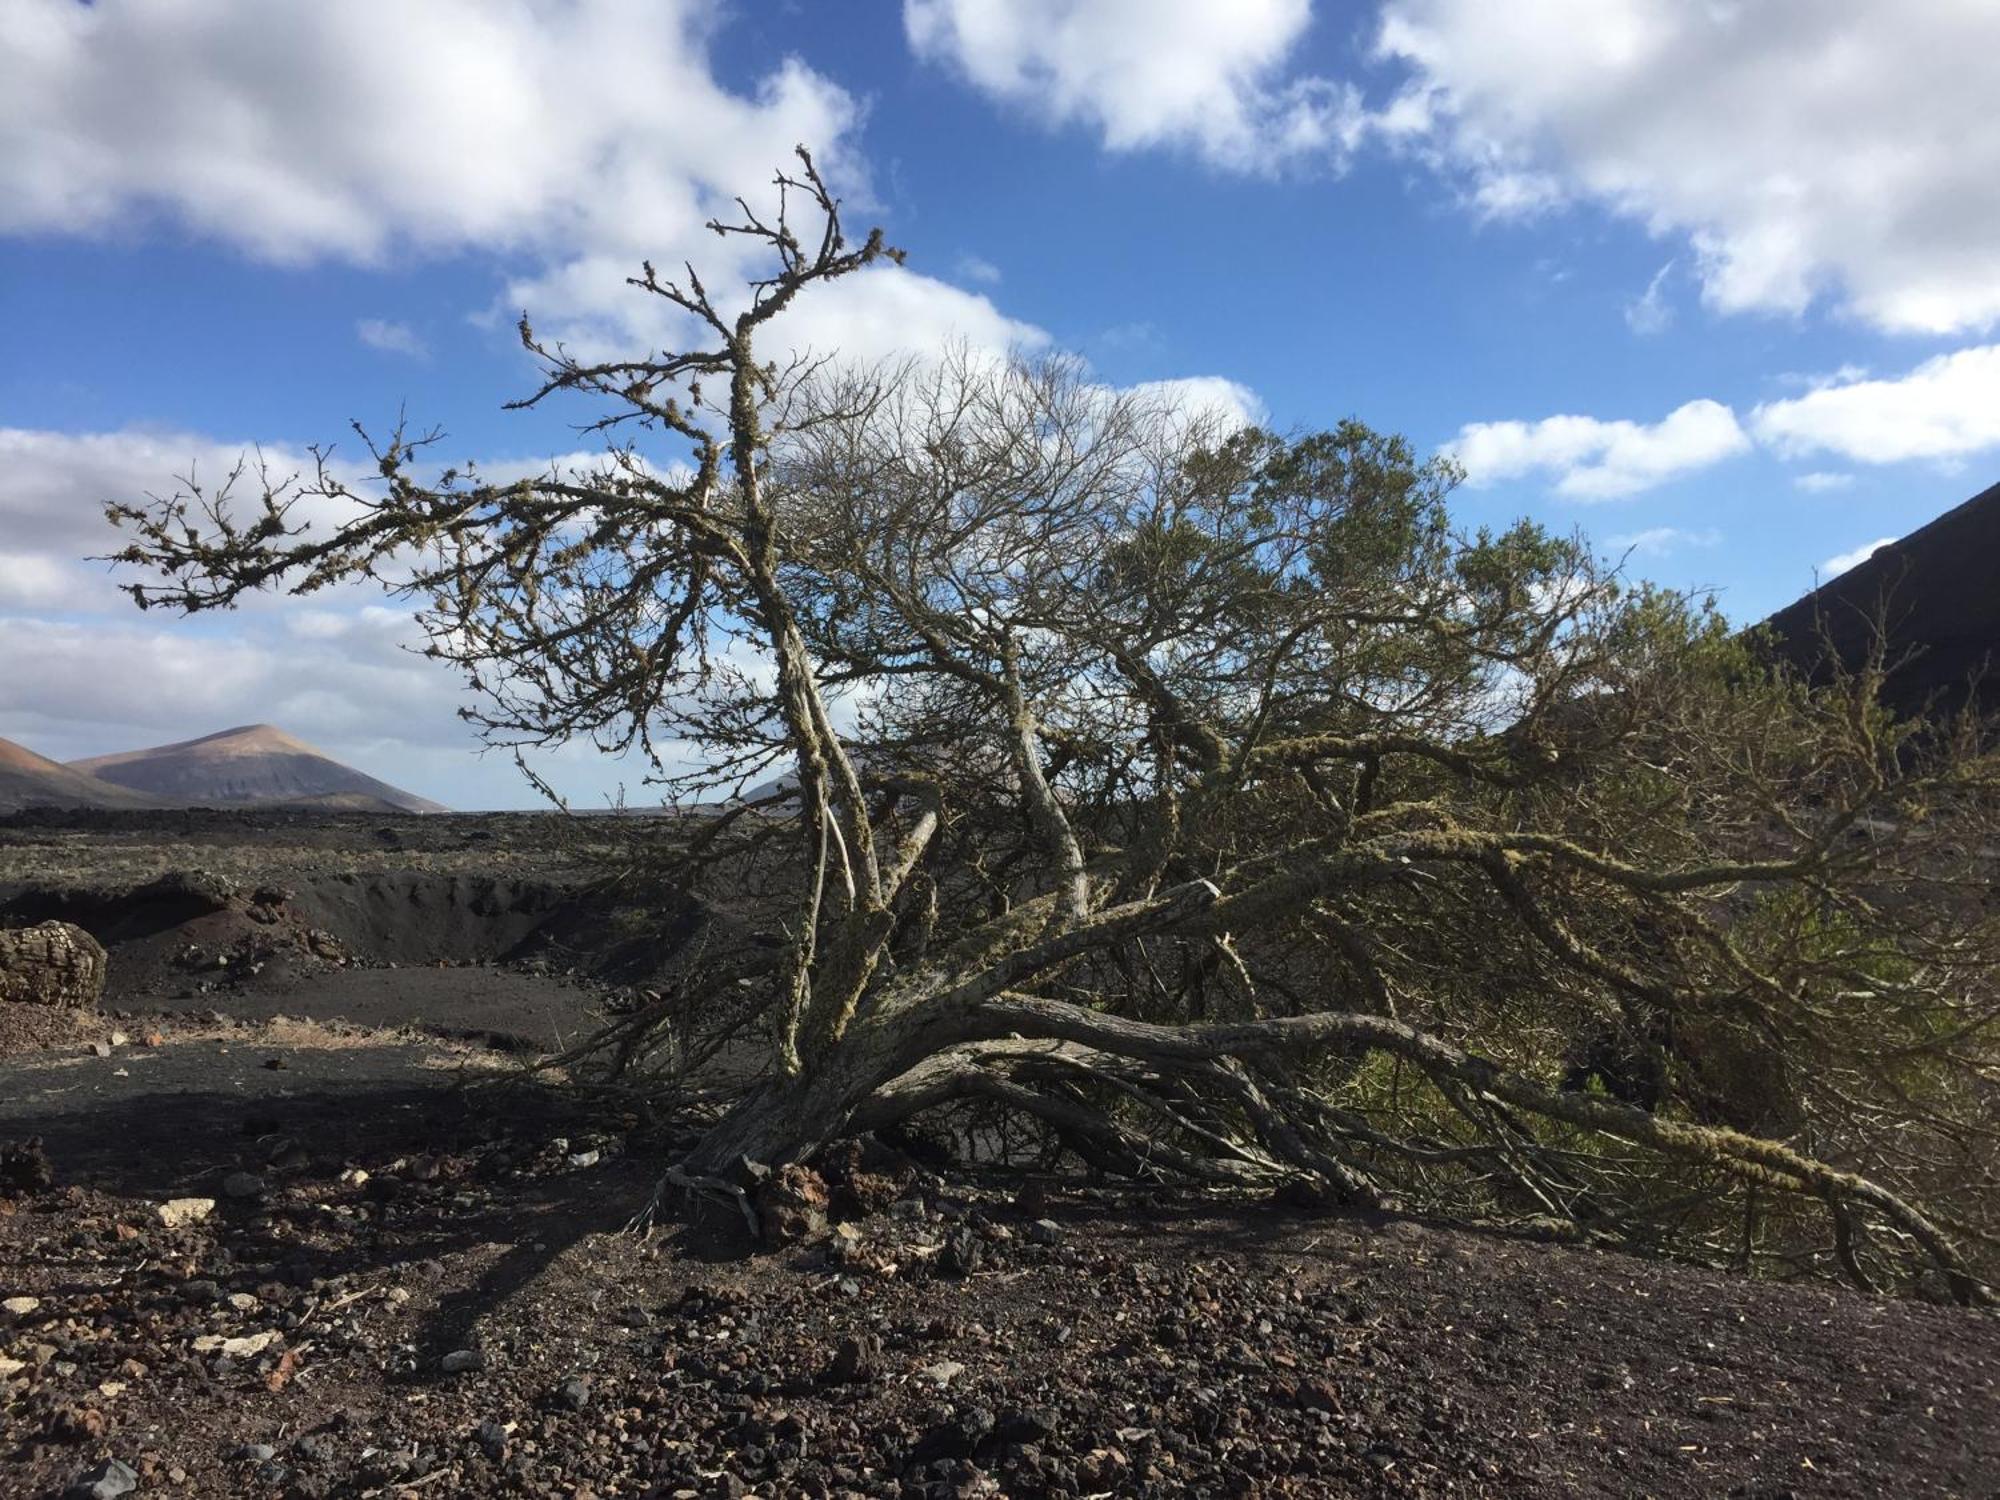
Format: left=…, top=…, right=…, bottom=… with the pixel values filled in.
left=67, top=724, right=446, bottom=814
left=0, top=736, right=161, bottom=812
left=1763, top=477, right=2000, bottom=720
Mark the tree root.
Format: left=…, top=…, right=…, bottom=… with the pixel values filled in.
left=628, top=1162, right=760, bottom=1240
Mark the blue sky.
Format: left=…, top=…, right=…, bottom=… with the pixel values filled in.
left=3, top=0, right=1998, bottom=808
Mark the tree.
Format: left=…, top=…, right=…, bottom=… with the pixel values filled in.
left=109, top=151, right=2000, bottom=1302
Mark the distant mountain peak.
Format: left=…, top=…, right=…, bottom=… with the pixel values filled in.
left=0, top=735, right=66, bottom=775
left=80, top=723, right=319, bottom=765
left=65, top=724, right=446, bottom=814
left=0, top=734, right=159, bottom=811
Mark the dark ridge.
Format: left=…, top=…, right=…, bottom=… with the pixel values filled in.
left=1761, top=478, right=2000, bottom=720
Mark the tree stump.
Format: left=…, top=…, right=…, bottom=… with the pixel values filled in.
left=0, top=922, right=108, bottom=1009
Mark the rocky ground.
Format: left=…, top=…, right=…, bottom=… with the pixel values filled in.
left=3, top=811, right=1998, bottom=1498
left=5, top=1013, right=1998, bottom=1499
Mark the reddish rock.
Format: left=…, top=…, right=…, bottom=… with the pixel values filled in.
left=756, top=1163, right=829, bottom=1245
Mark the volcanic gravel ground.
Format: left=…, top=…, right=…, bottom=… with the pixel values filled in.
left=2, top=1021, right=1996, bottom=1499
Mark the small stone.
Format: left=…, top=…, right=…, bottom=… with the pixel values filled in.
left=440, top=1348, right=485, bottom=1374
left=475, top=1420, right=510, bottom=1458
left=913, top=1404, right=996, bottom=1463
left=0, top=1356, right=25, bottom=1378
left=235, top=1442, right=277, bottom=1462
left=939, top=1227, right=986, bottom=1277
left=1027, top=1219, right=1062, bottom=1245
left=554, top=1375, right=592, bottom=1410
left=919, top=1359, right=967, bottom=1386
left=64, top=1457, right=138, bottom=1500
left=0, top=1136, right=55, bottom=1197
left=2, top=1295, right=40, bottom=1316
left=108, top=1030, right=129, bottom=1047
left=53, top=1406, right=108, bottom=1441
left=823, top=1332, right=880, bottom=1384
left=566, top=1149, right=600, bottom=1169
left=221, top=1171, right=265, bottom=1200
left=157, top=1197, right=215, bottom=1228
left=996, top=1406, right=1057, bottom=1443
left=194, top=1329, right=280, bottom=1358
left=227, top=1292, right=260, bottom=1313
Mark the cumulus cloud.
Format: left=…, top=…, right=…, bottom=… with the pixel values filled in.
left=1751, top=345, right=2000, bottom=466
left=0, top=426, right=382, bottom=615
left=1126, top=376, right=1265, bottom=432
left=0, top=0, right=852, bottom=263
left=904, top=0, right=1365, bottom=172
left=1450, top=399, right=1750, bottom=500
left=0, top=0, right=1042, bottom=366
left=1472, top=343, right=2000, bottom=496
left=0, top=553, right=76, bottom=611
left=357, top=319, right=425, bottom=357
left=0, top=427, right=265, bottom=615
left=1820, top=538, right=1897, bottom=579
left=1374, top=1, right=2000, bottom=333
left=0, top=614, right=440, bottom=745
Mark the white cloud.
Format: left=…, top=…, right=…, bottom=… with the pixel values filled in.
left=1125, top=376, right=1265, bottom=432
left=0, top=0, right=1041, bottom=367
left=0, top=0, right=852, bottom=263
left=1819, top=538, right=1896, bottom=579
left=1792, top=472, right=1854, bottom=494
left=0, top=552, right=77, bottom=610
left=1375, top=1, right=2000, bottom=334
left=956, top=253, right=1003, bottom=285
left=1451, top=398, right=1750, bottom=500
left=1751, top=345, right=2000, bottom=465
left=1623, top=260, right=1674, bottom=336
left=357, top=318, right=425, bottom=357
left=1773, top=364, right=1871, bottom=393
left=904, top=0, right=1365, bottom=172
left=1605, top=526, right=1719, bottom=558
left=0, top=426, right=376, bottom=614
